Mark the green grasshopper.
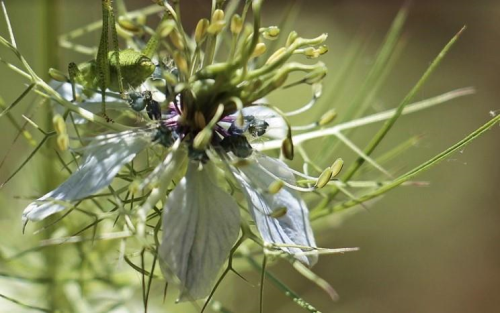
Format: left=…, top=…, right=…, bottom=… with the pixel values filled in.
left=53, top=0, right=162, bottom=119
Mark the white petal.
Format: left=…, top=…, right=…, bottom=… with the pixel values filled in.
left=50, top=81, right=130, bottom=124
left=234, top=155, right=317, bottom=266
left=22, top=132, right=150, bottom=223
left=159, top=162, right=240, bottom=301
left=242, top=106, right=287, bottom=139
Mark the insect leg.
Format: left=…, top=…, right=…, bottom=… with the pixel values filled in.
left=96, top=0, right=112, bottom=118
left=68, top=62, right=82, bottom=102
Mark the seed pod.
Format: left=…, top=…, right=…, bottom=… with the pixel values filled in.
left=268, top=180, right=284, bottom=194
left=314, top=167, right=332, bottom=189
left=195, top=18, right=210, bottom=43
left=330, top=158, right=344, bottom=177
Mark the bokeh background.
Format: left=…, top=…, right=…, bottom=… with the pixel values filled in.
left=1, top=0, right=500, bottom=312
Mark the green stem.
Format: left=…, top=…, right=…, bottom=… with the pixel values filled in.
left=312, top=111, right=500, bottom=220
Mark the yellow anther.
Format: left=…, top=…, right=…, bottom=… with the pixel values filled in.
left=230, top=14, right=243, bottom=35
left=173, top=52, right=188, bottom=76
left=268, top=180, right=284, bottom=194
left=207, top=9, right=226, bottom=34
left=117, top=17, right=142, bottom=33
left=317, top=45, right=329, bottom=55
left=330, top=158, right=344, bottom=178
left=304, top=47, right=319, bottom=58
left=268, top=207, right=287, bottom=219
left=195, top=18, right=210, bottom=43
left=263, top=26, right=280, bottom=40
left=48, top=68, right=68, bottom=83
left=193, top=128, right=213, bottom=150
left=318, top=109, right=337, bottom=126
left=169, top=29, right=184, bottom=50
left=251, top=42, right=267, bottom=58
left=286, top=31, right=298, bottom=47
left=314, top=167, right=332, bottom=189
left=56, top=134, right=69, bottom=151
left=266, top=47, right=286, bottom=65
left=194, top=111, right=207, bottom=129
left=52, top=114, right=66, bottom=135
left=212, top=9, right=225, bottom=23
left=281, top=137, right=294, bottom=160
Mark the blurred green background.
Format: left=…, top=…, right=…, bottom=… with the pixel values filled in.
left=1, top=0, right=500, bottom=312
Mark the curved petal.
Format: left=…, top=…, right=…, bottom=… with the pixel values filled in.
left=159, top=162, right=240, bottom=301
left=22, top=132, right=150, bottom=223
left=234, top=155, right=317, bottom=266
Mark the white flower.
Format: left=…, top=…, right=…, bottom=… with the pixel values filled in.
left=22, top=104, right=319, bottom=300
